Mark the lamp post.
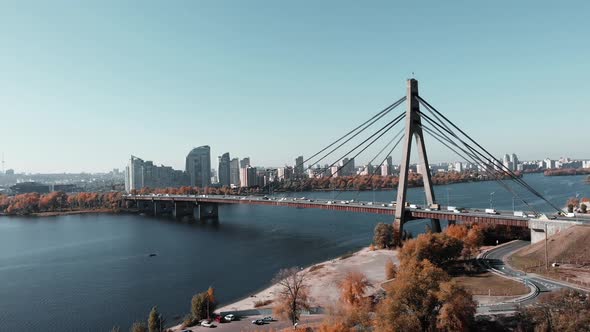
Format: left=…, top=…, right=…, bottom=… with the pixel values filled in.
left=446, top=188, right=451, bottom=206
left=489, top=192, right=495, bottom=210
left=512, top=196, right=515, bottom=212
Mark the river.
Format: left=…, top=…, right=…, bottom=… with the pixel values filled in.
left=0, top=173, right=587, bottom=331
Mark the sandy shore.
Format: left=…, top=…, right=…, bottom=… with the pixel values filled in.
left=218, top=247, right=398, bottom=312
left=170, top=247, right=398, bottom=331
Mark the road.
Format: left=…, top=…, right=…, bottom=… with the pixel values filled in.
left=177, top=314, right=325, bottom=331
left=126, top=193, right=589, bottom=224
left=476, top=240, right=574, bottom=314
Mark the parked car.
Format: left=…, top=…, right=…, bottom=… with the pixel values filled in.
left=224, top=314, right=235, bottom=321
left=200, top=320, right=214, bottom=327
left=262, top=316, right=274, bottom=322
left=252, top=319, right=265, bottom=325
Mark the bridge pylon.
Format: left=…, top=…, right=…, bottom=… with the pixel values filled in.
left=394, top=79, right=439, bottom=243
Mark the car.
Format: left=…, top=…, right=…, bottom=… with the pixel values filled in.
left=367, top=202, right=373, bottom=206
left=262, top=316, right=274, bottom=322
left=224, top=314, right=235, bottom=321
left=201, top=320, right=214, bottom=327
left=252, top=319, right=265, bottom=325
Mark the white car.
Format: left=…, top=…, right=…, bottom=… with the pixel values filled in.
left=224, top=314, right=235, bottom=321
left=200, top=320, right=214, bottom=327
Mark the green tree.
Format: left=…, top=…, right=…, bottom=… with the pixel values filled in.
left=581, top=203, right=587, bottom=213
left=148, top=306, right=161, bottom=332
left=373, top=223, right=394, bottom=249
left=191, top=293, right=207, bottom=321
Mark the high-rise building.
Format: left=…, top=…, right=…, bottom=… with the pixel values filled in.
left=186, top=146, right=211, bottom=188
left=240, top=166, right=258, bottom=187
left=294, top=156, right=304, bottom=177
left=125, top=155, right=144, bottom=192
left=502, top=154, right=513, bottom=172
left=240, top=157, right=250, bottom=169
left=510, top=153, right=519, bottom=171
left=339, top=157, right=355, bottom=176
left=230, top=158, right=240, bottom=187
left=277, top=166, right=294, bottom=180
left=125, top=155, right=188, bottom=192
left=544, top=158, right=555, bottom=169
left=218, top=152, right=231, bottom=187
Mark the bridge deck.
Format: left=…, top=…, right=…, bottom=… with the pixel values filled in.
left=124, top=194, right=535, bottom=227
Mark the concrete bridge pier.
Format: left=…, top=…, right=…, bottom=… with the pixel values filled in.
left=124, top=200, right=136, bottom=209
left=137, top=200, right=154, bottom=215
left=197, top=203, right=219, bottom=221
left=529, top=219, right=575, bottom=244
left=153, top=201, right=175, bottom=217
left=430, top=219, right=442, bottom=233
left=173, top=201, right=195, bottom=220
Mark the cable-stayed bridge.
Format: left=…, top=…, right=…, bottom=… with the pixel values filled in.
left=123, top=79, right=583, bottom=243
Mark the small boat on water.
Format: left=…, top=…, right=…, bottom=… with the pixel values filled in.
left=148, top=253, right=157, bottom=257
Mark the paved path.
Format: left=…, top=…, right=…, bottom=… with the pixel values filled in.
left=476, top=240, right=576, bottom=314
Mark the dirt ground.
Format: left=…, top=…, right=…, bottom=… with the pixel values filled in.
left=509, top=225, right=590, bottom=286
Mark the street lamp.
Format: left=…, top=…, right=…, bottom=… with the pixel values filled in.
left=489, top=192, right=495, bottom=210
left=446, top=188, right=451, bottom=206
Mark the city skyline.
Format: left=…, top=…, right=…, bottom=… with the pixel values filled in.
left=2, top=1, right=590, bottom=173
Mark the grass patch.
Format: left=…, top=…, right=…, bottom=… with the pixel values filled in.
left=453, top=272, right=528, bottom=296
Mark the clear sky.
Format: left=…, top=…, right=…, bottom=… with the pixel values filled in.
left=1, top=1, right=589, bottom=173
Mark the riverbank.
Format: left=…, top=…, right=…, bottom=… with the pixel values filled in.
left=0, top=208, right=119, bottom=218
left=171, top=247, right=398, bottom=331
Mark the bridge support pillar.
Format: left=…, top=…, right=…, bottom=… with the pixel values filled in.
left=394, top=79, right=439, bottom=243
left=137, top=200, right=154, bottom=215
left=173, top=201, right=195, bottom=220
left=153, top=201, right=161, bottom=216
left=197, top=203, right=219, bottom=221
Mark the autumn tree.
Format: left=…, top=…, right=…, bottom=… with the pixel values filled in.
left=374, top=258, right=476, bottom=332
left=517, top=289, right=590, bottom=331
left=385, top=259, right=397, bottom=280
left=190, top=289, right=216, bottom=322
left=130, top=321, right=147, bottom=332
left=273, top=267, right=311, bottom=326
left=373, top=223, right=394, bottom=249
left=206, top=286, right=216, bottom=320
left=399, top=232, right=463, bottom=267
left=445, top=224, right=484, bottom=258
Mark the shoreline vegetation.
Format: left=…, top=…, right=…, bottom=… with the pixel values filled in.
left=129, top=171, right=521, bottom=197
left=544, top=168, right=590, bottom=177
left=164, top=223, right=534, bottom=332
left=0, top=191, right=122, bottom=216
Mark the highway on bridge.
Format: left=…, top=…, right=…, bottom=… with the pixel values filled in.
left=123, top=194, right=588, bottom=226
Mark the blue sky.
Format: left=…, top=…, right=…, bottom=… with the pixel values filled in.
left=1, top=1, right=589, bottom=173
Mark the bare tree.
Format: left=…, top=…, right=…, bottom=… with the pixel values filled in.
left=272, top=267, right=311, bottom=326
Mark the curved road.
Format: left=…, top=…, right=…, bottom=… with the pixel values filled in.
left=477, top=240, right=576, bottom=314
